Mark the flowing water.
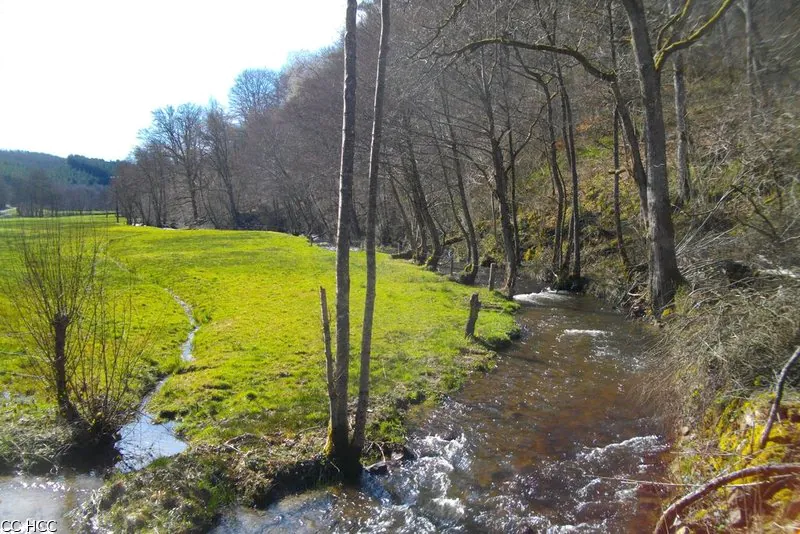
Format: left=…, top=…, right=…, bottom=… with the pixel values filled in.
left=114, top=292, right=196, bottom=472
left=1, top=288, right=668, bottom=532
left=215, top=290, right=668, bottom=533
left=0, top=291, right=196, bottom=528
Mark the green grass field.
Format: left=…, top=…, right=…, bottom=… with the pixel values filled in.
left=0, top=217, right=517, bottom=446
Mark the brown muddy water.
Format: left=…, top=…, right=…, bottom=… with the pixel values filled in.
left=214, top=290, right=669, bottom=533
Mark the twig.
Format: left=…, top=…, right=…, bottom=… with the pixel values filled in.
left=759, top=346, right=800, bottom=450
left=653, top=463, right=800, bottom=534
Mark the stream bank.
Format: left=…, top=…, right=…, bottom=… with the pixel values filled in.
left=0, top=290, right=197, bottom=530
left=214, top=290, right=669, bottom=532
left=2, top=279, right=672, bottom=532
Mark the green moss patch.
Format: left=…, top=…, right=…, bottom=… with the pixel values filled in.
left=669, top=393, right=800, bottom=532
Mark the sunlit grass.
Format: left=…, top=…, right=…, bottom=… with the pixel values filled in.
left=0, top=217, right=517, bottom=444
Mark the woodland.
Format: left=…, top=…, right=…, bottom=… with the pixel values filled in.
left=1, top=0, right=798, bottom=531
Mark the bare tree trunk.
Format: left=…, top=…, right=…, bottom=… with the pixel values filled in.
left=53, top=313, right=77, bottom=422
left=429, top=117, right=470, bottom=262
left=608, top=4, right=631, bottom=270
left=188, top=182, right=200, bottom=223
left=611, top=84, right=649, bottom=223
left=478, top=58, right=516, bottom=296
left=561, top=209, right=574, bottom=275
left=402, top=127, right=442, bottom=270
left=319, top=287, right=335, bottom=436
left=556, top=61, right=581, bottom=280
left=743, top=0, right=764, bottom=115
left=668, top=0, right=692, bottom=205
left=326, top=0, right=357, bottom=473
left=440, top=88, right=480, bottom=283
left=613, top=108, right=631, bottom=270
left=352, top=0, right=390, bottom=454
left=621, top=0, right=683, bottom=312
left=388, top=174, right=416, bottom=253
left=413, top=196, right=429, bottom=263
left=522, top=67, right=565, bottom=274
left=508, top=128, right=521, bottom=266
left=673, top=52, right=691, bottom=205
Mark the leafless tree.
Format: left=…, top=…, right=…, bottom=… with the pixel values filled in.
left=353, top=0, right=391, bottom=456
left=145, top=104, right=206, bottom=224
left=325, top=0, right=359, bottom=474
left=229, top=68, right=286, bottom=123
left=2, top=220, right=148, bottom=445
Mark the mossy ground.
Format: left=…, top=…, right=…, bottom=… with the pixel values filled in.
left=669, top=393, right=800, bottom=532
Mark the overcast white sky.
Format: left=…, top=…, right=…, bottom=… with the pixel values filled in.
left=0, top=0, right=347, bottom=161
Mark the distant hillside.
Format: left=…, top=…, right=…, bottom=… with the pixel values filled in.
left=0, top=150, right=119, bottom=186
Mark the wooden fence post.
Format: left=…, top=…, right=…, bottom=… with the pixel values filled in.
left=488, top=263, right=495, bottom=291
left=465, top=293, right=481, bottom=338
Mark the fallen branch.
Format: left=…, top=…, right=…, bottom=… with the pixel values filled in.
left=759, top=346, right=800, bottom=450
left=653, top=463, right=800, bottom=533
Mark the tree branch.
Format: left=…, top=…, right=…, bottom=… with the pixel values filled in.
left=412, top=0, right=472, bottom=59
left=656, top=0, right=693, bottom=50
left=759, top=346, right=800, bottom=450
left=655, top=0, right=735, bottom=71
left=654, top=464, right=800, bottom=533
left=439, top=38, right=616, bottom=83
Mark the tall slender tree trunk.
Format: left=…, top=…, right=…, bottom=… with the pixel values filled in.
left=402, top=127, right=441, bottom=270
left=668, top=0, right=692, bottom=205
left=326, top=0, right=358, bottom=473
left=527, top=71, right=565, bottom=273
left=440, top=85, right=480, bottom=284
left=388, top=174, right=416, bottom=253
left=621, top=0, right=683, bottom=312
left=411, top=191, right=429, bottom=264
left=478, top=60, right=516, bottom=296
left=611, top=84, right=649, bottom=223
left=507, top=128, right=521, bottom=265
left=606, top=0, right=648, bottom=224
left=673, top=52, right=691, bottom=205
left=743, top=0, right=763, bottom=115
left=188, top=185, right=199, bottom=223
left=555, top=63, right=581, bottom=280
left=608, top=1, right=630, bottom=270
left=352, top=0, right=390, bottom=454
left=613, top=108, right=631, bottom=270
left=561, top=213, right=574, bottom=275
left=432, top=130, right=470, bottom=260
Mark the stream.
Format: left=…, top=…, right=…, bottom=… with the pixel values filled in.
left=215, top=290, right=668, bottom=533
left=114, top=292, right=196, bottom=472
left=0, top=292, right=196, bottom=529
left=1, top=288, right=668, bottom=533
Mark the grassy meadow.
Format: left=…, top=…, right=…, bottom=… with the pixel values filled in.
left=0, top=217, right=518, bottom=447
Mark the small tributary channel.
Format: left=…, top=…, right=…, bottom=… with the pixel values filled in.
left=0, top=291, right=197, bottom=529
left=215, top=290, right=669, bottom=533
